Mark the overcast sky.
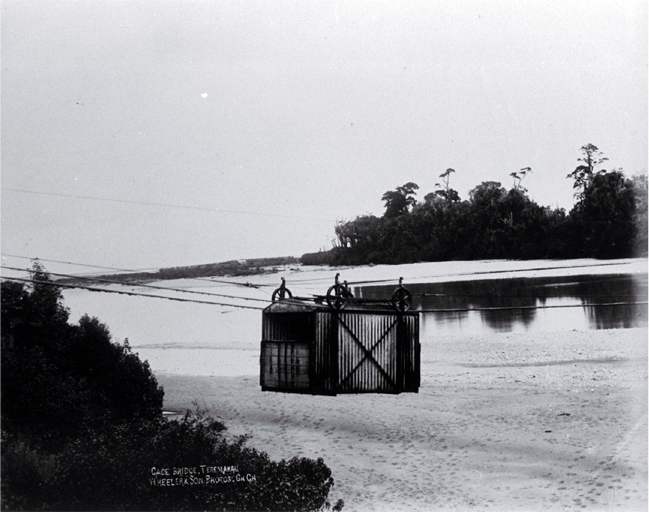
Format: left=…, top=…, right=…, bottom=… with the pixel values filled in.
left=2, top=0, right=647, bottom=274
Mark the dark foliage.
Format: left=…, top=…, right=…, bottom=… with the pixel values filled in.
left=1, top=265, right=340, bottom=511
left=570, top=170, right=637, bottom=258
left=331, top=146, right=647, bottom=265
left=381, top=182, right=419, bottom=219
left=300, top=250, right=333, bottom=266
left=1, top=264, right=163, bottom=448
left=2, top=413, right=337, bottom=511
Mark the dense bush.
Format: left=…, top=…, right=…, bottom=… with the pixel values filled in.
left=330, top=145, right=648, bottom=265
left=2, top=413, right=340, bottom=511
left=300, top=251, right=333, bottom=266
left=1, top=264, right=164, bottom=447
left=570, top=170, right=639, bottom=258
left=1, top=264, right=341, bottom=511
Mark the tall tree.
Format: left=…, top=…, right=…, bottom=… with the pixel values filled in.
left=433, top=168, right=460, bottom=203
left=567, top=144, right=608, bottom=201
left=381, top=182, right=419, bottom=219
left=510, top=167, right=532, bottom=191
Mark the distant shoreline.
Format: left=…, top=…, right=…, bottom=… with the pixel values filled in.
left=54, top=256, right=300, bottom=285
left=55, top=255, right=648, bottom=287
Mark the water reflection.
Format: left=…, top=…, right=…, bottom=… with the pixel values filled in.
left=356, top=274, right=648, bottom=335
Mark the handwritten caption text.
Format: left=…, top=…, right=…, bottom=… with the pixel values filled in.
left=150, top=466, right=257, bottom=487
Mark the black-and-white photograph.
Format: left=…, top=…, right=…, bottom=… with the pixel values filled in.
left=1, top=1, right=647, bottom=510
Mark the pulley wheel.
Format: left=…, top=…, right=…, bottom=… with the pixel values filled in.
left=326, top=283, right=348, bottom=310
left=391, top=287, right=412, bottom=312
left=272, top=286, right=292, bottom=302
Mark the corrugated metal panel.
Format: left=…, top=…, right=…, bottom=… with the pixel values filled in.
left=336, top=312, right=400, bottom=393
left=261, top=341, right=310, bottom=390
left=397, top=315, right=420, bottom=392
left=313, top=312, right=335, bottom=394
left=261, top=311, right=315, bottom=393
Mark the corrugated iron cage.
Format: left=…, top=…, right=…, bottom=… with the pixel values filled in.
left=260, top=300, right=420, bottom=396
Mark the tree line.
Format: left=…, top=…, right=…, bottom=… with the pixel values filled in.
left=302, top=144, right=647, bottom=266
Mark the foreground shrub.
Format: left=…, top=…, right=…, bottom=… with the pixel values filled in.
left=1, top=264, right=341, bottom=511
left=1, top=266, right=164, bottom=448
left=2, top=412, right=338, bottom=511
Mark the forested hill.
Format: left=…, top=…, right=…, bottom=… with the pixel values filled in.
left=304, top=145, right=648, bottom=267
left=55, top=256, right=299, bottom=285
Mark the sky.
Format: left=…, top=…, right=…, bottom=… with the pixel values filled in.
left=1, top=0, right=647, bottom=274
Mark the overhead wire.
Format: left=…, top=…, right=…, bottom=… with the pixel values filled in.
left=4, top=254, right=644, bottom=297
left=4, top=188, right=645, bottom=301
left=0, top=265, right=271, bottom=304
left=345, top=261, right=640, bottom=286
left=1, top=276, right=265, bottom=310
left=224, top=260, right=645, bottom=292
left=0, top=253, right=274, bottom=290
left=274, top=294, right=647, bottom=313
left=2, top=255, right=645, bottom=313
left=1, top=253, right=159, bottom=274
left=415, top=301, right=648, bottom=313
left=400, top=292, right=641, bottom=299
left=265, top=295, right=647, bottom=312
left=3, top=274, right=646, bottom=314
left=2, top=188, right=334, bottom=222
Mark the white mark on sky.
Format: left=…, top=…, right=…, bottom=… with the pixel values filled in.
left=201, top=93, right=208, bottom=98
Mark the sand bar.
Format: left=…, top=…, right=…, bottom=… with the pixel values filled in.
left=158, top=327, right=648, bottom=511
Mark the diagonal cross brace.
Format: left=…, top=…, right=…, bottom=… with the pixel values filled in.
left=337, top=314, right=399, bottom=390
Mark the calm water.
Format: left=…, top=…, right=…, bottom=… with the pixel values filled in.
left=356, top=273, right=648, bottom=335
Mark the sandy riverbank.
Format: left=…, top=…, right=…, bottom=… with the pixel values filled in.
left=158, top=327, right=648, bottom=512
